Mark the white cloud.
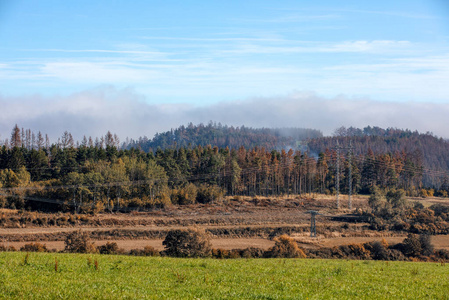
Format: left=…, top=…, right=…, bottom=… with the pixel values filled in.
left=327, top=40, right=412, bottom=53
left=0, top=87, right=448, bottom=144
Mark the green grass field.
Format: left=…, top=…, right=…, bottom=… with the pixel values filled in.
left=0, top=252, right=448, bottom=299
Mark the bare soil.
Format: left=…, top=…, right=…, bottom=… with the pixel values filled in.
left=1, top=195, right=449, bottom=252
left=6, top=238, right=276, bottom=252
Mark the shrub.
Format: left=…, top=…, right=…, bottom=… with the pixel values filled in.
left=347, top=244, right=371, bottom=259
left=419, top=234, right=434, bottom=256
left=212, top=248, right=230, bottom=259
left=162, top=228, right=212, bottom=257
left=332, top=244, right=370, bottom=260
left=433, top=249, right=449, bottom=261
left=97, top=242, right=121, bottom=255
left=267, top=235, right=306, bottom=258
left=129, top=246, right=160, bottom=256
left=365, top=241, right=388, bottom=260
left=399, top=233, right=434, bottom=257
left=196, top=184, right=225, bottom=204
left=386, top=189, right=407, bottom=209
left=20, top=242, right=48, bottom=252
left=368, top=187, right=385, bottom=211
left=387, top=249, right=408, bottom=261
left=435, top=190, right=448, bottom=198
left=413, top=201, right=425, bottom=210
left=401, top=234, right=422, bottom=257
left=64, top=230, right=96, bottom=253
left=57, top=216, right=68, bottom=226
left=241, top=247, right=265, bottom=258
left=173, top=183, right=198, bottom=205
left=420, top=189, right=428, bottom=198
left=0, top=244, right=16, bottom=251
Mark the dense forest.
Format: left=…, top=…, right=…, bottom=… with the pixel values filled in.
left=125, top=122, right=323, bottom=151
left=0, top=124, right=448, bottom=213
left=308, top=126, right=449, bottom=187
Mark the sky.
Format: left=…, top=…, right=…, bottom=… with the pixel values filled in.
left=0, top=0, right=448, bottom=141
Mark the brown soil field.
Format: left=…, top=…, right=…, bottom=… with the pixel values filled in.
left=1, top=195, right=448, bottom=252
left=6, top=238, right=276, bottom=252
left=6, top=235, right=449, bottom=252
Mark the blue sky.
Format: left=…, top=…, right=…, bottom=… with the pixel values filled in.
left=0, top=0, right=448, bottom=140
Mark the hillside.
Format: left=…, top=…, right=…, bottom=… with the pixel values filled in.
left=125, top=123, right=323, bottom=151
left=307, top=126, right=449, bottom=187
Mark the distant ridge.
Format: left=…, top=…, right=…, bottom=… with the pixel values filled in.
left=307, top=126, right=449, bottom=187
left=125, top=122, right=323, bottom=151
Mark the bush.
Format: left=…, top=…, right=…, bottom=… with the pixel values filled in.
left=20, top=242, right=48, bottom=252
left=162, top=228, right=212, bottom=257
left=129, top=246, right=160, bottom=256
left=347, top=244, right=371, bottom=259
left=419, top=234, right=434, bottom=256
left=365, top=241, right=388, bottom=260
left=332, top=244, right=371, bottom=260
left=433, top=249, right=449, bottom=261
left=173, top=183, right=198, bottom=205
left=241, top=247, right=265, bottom=258
left=387, top=249, right=408, bottom=261
left=97, top=242, right=122, bottom=255
left=267, top=235, right=306, bottom=258
left=435, top=190, right=448, bottom=198
left=386, top=189, right=407, bottom=208
left=399, top=233, right=434, bottom=257
left=368, top=187, right=385, bottom=211
left=212, top=248, right=231, bottom=259
left=401, top=234, right=422, bottom=257
left=196, top=184, right=225, bottom=204
left=0, top=244, right=16, bottom=251
left=64, top=230, right=96, bottom=253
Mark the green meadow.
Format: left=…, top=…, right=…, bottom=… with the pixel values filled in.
left=0, top=252, right=448, bottom=299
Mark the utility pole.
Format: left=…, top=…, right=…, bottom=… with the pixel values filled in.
left=334, top=140, right=355, bottom=210
left=307, top=210, right=321, bottom=237
left=348, top=141, right=353, bottom=210
left=336, top=140, right=340, bottom=209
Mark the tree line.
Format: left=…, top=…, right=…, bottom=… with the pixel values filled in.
left=0, top=123, right=446, bottom=212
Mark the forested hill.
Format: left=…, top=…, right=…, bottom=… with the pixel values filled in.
left=307, top=126, right=449, bottom=184
left=125, top=123, right=323, bottom=152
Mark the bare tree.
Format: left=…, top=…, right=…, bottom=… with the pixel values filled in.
left=61, top=131, right=74, bottom=149
left=37, top=131, right=44, bottom=150
left=104, top=131, right=114, bottom=148
left=10, top=124, right=21, bottom=148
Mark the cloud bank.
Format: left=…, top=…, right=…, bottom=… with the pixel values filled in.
left=0, top=87, right=448, bottom=143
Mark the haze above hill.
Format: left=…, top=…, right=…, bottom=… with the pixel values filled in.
left=1, top=88, right=449, bottom=142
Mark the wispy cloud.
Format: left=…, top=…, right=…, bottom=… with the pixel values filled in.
left=1, top=39, right=447, bottom=103
left=139, top=37, right=286, bottom=42
left=220, top=40, right=414, bottom=55
left=1, top=87, right=448, bottom=143
left=233, top=13, right=341, bottom=24
left=333, top=8, right=439, bottom=20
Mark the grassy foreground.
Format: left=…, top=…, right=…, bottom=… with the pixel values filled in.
left=0, top=252, right=448, bottom=299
